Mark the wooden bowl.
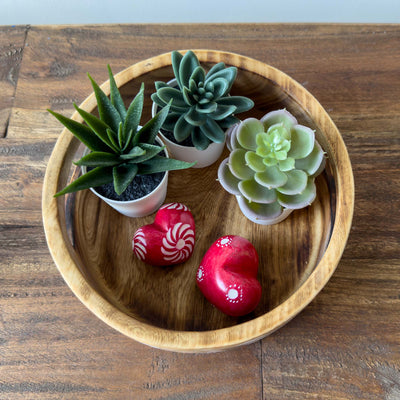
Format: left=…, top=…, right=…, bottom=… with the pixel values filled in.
left=42, top=50, right=354, bottom=352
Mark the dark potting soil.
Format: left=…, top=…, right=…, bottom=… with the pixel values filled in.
left=93, top=171, right=165, bottom=202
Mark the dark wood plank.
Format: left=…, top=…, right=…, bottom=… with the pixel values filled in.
left=262, top=260, right=400, bottom=399
left=0, top=25, right=28, bottom=137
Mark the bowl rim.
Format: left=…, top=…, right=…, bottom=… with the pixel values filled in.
left=42, top=50, right=354, bottom=352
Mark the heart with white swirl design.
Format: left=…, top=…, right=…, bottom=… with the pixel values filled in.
left=132, top=203, right=195, bottom=266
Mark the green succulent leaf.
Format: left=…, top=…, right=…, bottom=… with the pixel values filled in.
left=275, top=150, right=288, bottom=161
left=155, top=81, right=170, bottom=91
left=245, top=151, right=267, bottom=173
left=205, top=81, right=214, bottom=92
left=184, top=107, right=207, bottom=127
left=54, top=166, right=113, bottom=197
left=205, top=67, right=237, bottom=92
left=88, top=73, right=121, bottom=133
left=238, top=179, right=277, bottom=204
left=217, top=96, right=254, bottom=114
left=175, top=113, right=195, bottom=142
left=121, top=129, right=133, bottom=152
left=106, top=128, right=119, bottom=150
left=198, top=97, right=211, bottom=105
left=199, top=118, right=226, bottom=143
left=134, top=102, right=171, bottom=145
left=209, top=104, right=236, bottom=121
left=74, top=152, right=120, bottom=167
left=217, top=158, right=241, bottom=196
left=196, top=101, right=218, bottom=114
left=278, top=156, right=295, bottom=171
left=190, top=66, right=206, bottom=86
left=192, top=127, right=211, bottom=150
left=262, top=156, right=278, bottom=167
left=189, top=79, right=198, bottom=95
left=295, top=141, right=325, bottom=175
left=254, top=165, right=288, bottom=189
left=287, top=125, right=315, bottom=159
left=119, top=146, right=146, bottom=160
left=47, top=109, right=111, bottom=152
left=211, top=77, right=230, bottom=98
left=227, top=124, right=241, bottom=150
left=73, top=104, right=117, bottom=152
left=157, top=87, right=188, bottom=109
left=238, top=197, right=283, bottom=221
left=261, top=109, right=297, bottom=131
left=169, top=103, right=190, bottom=113
left=179, top=50, right=200, bottom=89
left=137, top=155, right=196, bottom=174
left=124, top=143, right=163, bottom=163
left=237, top=118, right=264, bottom=150
left=151, top=92, right=167, bottom=108
left=229, top=148, right=254, bottom=180
left=117, top=122, right=124, bottom=148
left=266, top=123, right=291, bottom=141
left=171, top=51, right=184, bottom=89
left=182, top=86, right=196, bottom=106
left=113, top=163, right=139, bottom=195
left=123, top=83, right=144, bottom=144
left=277, top=179, right=317, bottom=209
left=206, top=62, right=226, bottom=79
left=276, top=169, right=308, bottom=195
left=107, top=65, right=126, bottom=120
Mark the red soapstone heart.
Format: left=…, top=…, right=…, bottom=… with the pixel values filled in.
left=196, top=235, right=261, bottom=317
left=132, top=203, right=195, bottom=266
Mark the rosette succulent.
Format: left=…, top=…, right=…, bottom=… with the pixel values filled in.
left=218, top=109, right=326, bottom=224
left=151, top=50, right=254, bottom=150
left=49, top=66, right=194, bottom=197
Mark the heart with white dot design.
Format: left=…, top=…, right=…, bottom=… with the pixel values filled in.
left=196, top=235, right=261, bottom=316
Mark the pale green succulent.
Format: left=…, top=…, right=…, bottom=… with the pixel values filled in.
left=218, top=109, right=326, bottom=222
left=151, top=50, right=254, bottom=150
left=49, top=66, right=194, bottom=197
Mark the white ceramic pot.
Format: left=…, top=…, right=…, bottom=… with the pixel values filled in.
left=156, top=131, right=225, bottom=168
left=152, top=79, right=226, bottom=168
left=82, top=136, right=168, bottom=218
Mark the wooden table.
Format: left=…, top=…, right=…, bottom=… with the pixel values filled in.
left=0, top=23, right=399, bottom=399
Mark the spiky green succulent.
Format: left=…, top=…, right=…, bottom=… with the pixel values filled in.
left=49, top=66, right=194, bottom=197
left=151, top=50, right=254, bottom=150
left=218, top=109, right=326, bottom=222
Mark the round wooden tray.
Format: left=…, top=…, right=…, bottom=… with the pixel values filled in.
left=42, top=50, right=354, bottom=352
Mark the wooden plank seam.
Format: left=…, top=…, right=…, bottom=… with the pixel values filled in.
left=0, top=24, right=30, bottom=138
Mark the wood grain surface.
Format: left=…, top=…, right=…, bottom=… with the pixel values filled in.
left=1, top=23, right=399, bottom=398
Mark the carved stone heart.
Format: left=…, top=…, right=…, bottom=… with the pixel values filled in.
left=196, top=235, right=261, bottom=316
left=132, top=203, right=195, bottom=266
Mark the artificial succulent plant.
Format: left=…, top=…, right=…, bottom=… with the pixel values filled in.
left=151, top=50, right=254, bottom=150
left=218, top=109, right=326, bottom=223
left=49, top=66, right=194, bottom=197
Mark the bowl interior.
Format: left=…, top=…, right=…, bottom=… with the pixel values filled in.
left=61, top=63, right=336, bottom=332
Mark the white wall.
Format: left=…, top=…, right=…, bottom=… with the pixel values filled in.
left=1, top=0, right=399, bottom=25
